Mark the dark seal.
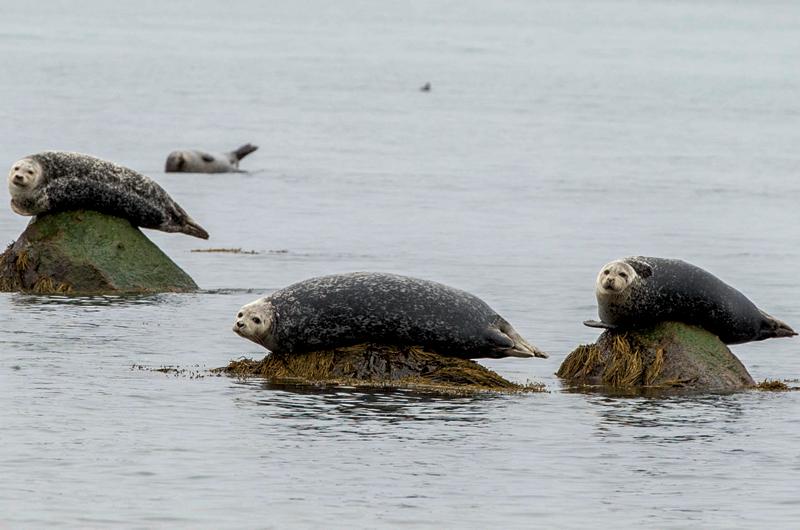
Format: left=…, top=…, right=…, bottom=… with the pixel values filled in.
left=233, top=272, right=547, bottom=359
left=8, top=151, right=209, bottom=239
left=585, top=256, right=797, bottom=344
left=165, top=143, right=258, bottom=173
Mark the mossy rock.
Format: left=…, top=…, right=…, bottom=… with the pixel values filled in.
left=0, top=210, right=198, bottom=294
left=219, top=343, right=546, bottom=395
left=558, top=321, right=755, bottom=392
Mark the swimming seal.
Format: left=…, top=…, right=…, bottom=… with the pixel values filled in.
left=585, top=256, right=797, bottom=344
left=164, top=143, right=258, bottom=173
left=7, top=151, right=209, bottom=239
left=233, top=272, right=547, bottom=359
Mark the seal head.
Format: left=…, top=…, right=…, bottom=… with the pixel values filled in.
left=8, top=158, right=45, bottom=215
left=233, top=298, right=277, bottom=351
left=595, top=259, right=638, bottom=296
left=164, top=152, right=187, bottom=172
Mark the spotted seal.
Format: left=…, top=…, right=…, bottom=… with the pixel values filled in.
left=584, top=256, right=797, bottom=344
left=164, top=143, right=258, bottom=173
left=7, top=151, right=209, bottom=239
left=233, top=272, right=546, bottom=359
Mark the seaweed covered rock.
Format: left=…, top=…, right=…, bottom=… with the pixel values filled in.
left=558, top=321, right=754, bottom=392
left=221, top=343, right=545, bottom=394
left=0, top=210, right=198, bottom=294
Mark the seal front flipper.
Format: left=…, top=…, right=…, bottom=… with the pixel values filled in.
left=625, top=257, right=653, bottom=279
left=757, top=310, right=798, bottom=341
left=583, top=320, right=617, bottom=329
left=201, top=154, right=215, bottom=163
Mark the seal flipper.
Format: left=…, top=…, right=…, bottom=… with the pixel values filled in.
left=201, top=154, right=215, bottom=163
left=231, top=143, right=258, bottom=161
left=485, top=321, right=548, bottom=359
left=583, top=319, right=617, bottom=329
left=758, top=310, right=797, bottom=340
left=181, top=219, right=209, bottom=239
left=626, top=257, right=653, bottom=279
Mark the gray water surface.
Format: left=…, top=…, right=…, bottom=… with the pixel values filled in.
left=2, top=1, right=800, bottom=528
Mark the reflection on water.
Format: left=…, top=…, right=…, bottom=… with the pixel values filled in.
left=233, top=379, right=498, bottom=429
left=8, top=292, right=178, bottom=307
left=588, top=393, right=747, bottom=444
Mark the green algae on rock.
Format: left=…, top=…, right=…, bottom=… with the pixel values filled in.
left=0, top=210, right=198, bottom=294
left=219, top=343, right=546, bottom=395
left=558, top=321, right=755, bottom=392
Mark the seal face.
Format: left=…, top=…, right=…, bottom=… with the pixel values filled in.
left=233, top=272, right=547, bottom=359
left=7, top=158, right=45, bottom=215
left=586, top=256, right=797, bottom=344
left=596, top=260, right=637, bottom=296
left=165, top=143, right=258, bottom=173
left=7, top=151, right=209, bottom=239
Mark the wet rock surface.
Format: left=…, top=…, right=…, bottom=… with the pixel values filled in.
left=0, top=210, right=198, bottom=294
left=558, top=321, right=755, bottom=392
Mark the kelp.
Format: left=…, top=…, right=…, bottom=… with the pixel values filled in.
left=218, top=343, right=547, bottom=395
left=558, top=322, right=755, bottom=392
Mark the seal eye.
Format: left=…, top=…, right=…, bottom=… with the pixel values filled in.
left=619, top=272, right=628, bottom=279
left=603, top=269, right=610, bottom=275
left=237, top=312, right=243, bottom=318
left=252, top=317, right=261, bottom=325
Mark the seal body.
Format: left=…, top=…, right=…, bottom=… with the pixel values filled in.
left=7, top=151, right=209, bottom=239
left=587, top=256, right=796, bottom=344
left=233, top=272, right=546, bottom=359
left=165, top=143, right=258, bottom=173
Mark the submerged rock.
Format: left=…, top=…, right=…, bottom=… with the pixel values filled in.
left=0, top=210, right=198, bottom=294
left=220, top=343, right=545, bottom=395
left=557, top=321, right=755, bottom=392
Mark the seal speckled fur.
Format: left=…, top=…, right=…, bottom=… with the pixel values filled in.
left=8, top=151, right=209, bottom=238
left=233, top=272, right=547, bottom=359
left=165, top=143, right=258, bottom=173
left=585, top=256, right=797, bottom=344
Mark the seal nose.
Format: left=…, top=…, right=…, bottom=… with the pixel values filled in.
left=236, top=320, right=245, bottom=328
left=13, top=174, right=25, bottom=184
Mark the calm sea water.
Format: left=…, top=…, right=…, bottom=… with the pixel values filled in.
left=2, top=1, right=800, bottom=527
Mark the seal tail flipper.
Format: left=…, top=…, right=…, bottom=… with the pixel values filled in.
left=759, top=311, right=798, bottom=340
left=231, top=143, right=258, bottom=161
left=488, top=321, right=549, bottom=359
left=583, top=320, right=617, bottom=329
left=182, top=218, right=210, bottom=239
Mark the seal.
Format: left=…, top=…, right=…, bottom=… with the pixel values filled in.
left=233, top=272, right=547, bottom=359
left=7, top=151, right=209, bottom=239
left=584, top=256, right=797, bottom=344
left=164, top=143, right=258, bottom=173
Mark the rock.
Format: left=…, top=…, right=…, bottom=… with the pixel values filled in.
left=557, top=321, right=755, bottom=392
left=220, top=343, right=545, bottom=395
left=0, top=210, right=198, bottom=294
